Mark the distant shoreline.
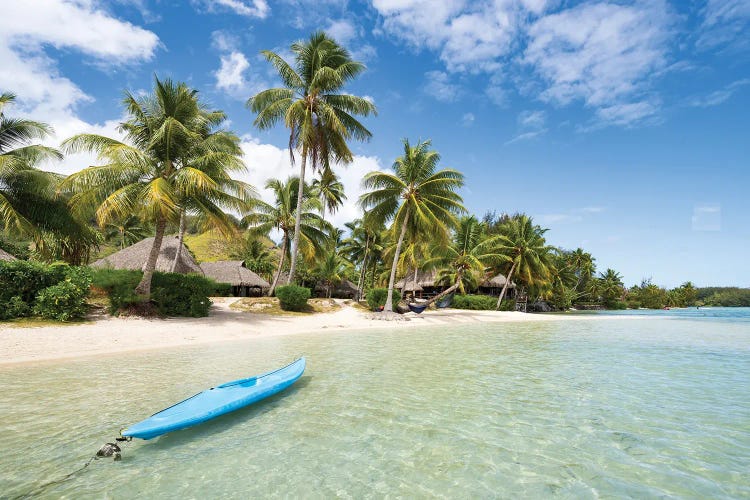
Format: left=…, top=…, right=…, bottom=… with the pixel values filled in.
left=0, top=299, right=638, bottom=366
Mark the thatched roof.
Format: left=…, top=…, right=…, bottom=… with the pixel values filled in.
left=0, top=248, right=17, bottom=262
left=481, top=273, right=516, bottom=289
left=91, top=236, right=202, bottom=274
left=200, top=261, right=270, bottom=289
left=395, top=269, right=437, bottom=291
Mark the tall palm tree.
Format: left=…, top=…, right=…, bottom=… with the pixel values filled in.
left=341, top=216, right=384, bottom=301
left=493, top=214, right=555, bottom=309
left=359, top=139, right=465, bottom=312
left=595, top=268, right=624, bottom=306
left=248, top=31, right=376, bottom=285
left=62, top=77, right=250, bottom=296
left=425, top=216, right=505, bottom=305
left=312, top=166, right=346, bottom=221
left=242, top=177, right=328, bottom=295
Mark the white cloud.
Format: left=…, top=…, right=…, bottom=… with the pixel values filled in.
left=238, top=136, right=386, bottom=229
left=197, top=0, right=269, bottom=18
left=0, top=0, right=159, bottom=174
left=461, top=113, right=475, bottom=127
left=524, top=1, right=672, bottom=125
left=688, top=78, right=750, bottom=107
left=698, top=0, right=750, bottom=49
left=325, top=19, right=358, bottom=44
left=211, top=30, right=240, bottom=52
left=215, top=52, right=251, bottom=92
left=423, top=70, right=461, bottom=102
left=506, top=109, right=547, bottom=144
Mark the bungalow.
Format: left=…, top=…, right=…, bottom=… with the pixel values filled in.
left=90, top=236, right=202, bottom=274
left=200, top=261, right=270, bottom=297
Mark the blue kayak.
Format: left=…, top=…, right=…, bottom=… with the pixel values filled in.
left=122, top=357, right=306, bottom=440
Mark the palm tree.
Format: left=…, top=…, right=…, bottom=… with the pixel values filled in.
left=243, top=177, right=328, bottom=295
left=359, top=139, right=465, bottom=312
left=341, top=216, right=384, bottom=301
left=62, top=77, right=250, bottom=296
left=493, top=214, right=555, bottom=309
left=248, top=31, right=376, bottom=285
left=312, top=166, right=346, bottom=221
left=105, top=215, right=151, bottom=250
left=425, top=216, right=505, bottom=305
left=316, top=250, right=349, bottom=298
left=238, top=238, right=278, bottom=283
left=0, top=92, right=62, bottom=236
left=596, top=268, right=624, bottom=307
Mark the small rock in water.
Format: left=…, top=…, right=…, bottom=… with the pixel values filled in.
left=96, top=443, right=122, bottom=461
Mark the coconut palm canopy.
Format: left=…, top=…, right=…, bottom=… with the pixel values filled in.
left=200, top=261, right=270, bottom=289
left=91, top=236, right=201, bottom=274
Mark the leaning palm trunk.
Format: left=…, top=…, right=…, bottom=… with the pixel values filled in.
left=170, top=210, right=186, bottom=273
left=287, top=149, right=307, bottom=284
left=424, top=272, right=462, bottom=307
left=384, top=211, right=410, bottom=312
left=496, top=261, right=517, bottom=310
left=356, top=235, right=369, bottom=301
left=268, top=235, right=288, bottom=296
left=135, top=216, right=167, bottom=296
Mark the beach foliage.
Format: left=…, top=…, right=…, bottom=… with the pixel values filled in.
left=249, top=31, right=376, bottom=285
left=360, top=139, right=465, bottom=312
left=366, top=288, right=401, bottom=311
left=0, top=261, right=90, bottom=321
left=275, top=284, right=311, bottom=311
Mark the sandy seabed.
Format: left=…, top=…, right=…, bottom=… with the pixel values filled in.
left=0, top=298, right=620, bottom=366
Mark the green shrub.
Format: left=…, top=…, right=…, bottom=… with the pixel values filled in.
left=151, top=273, right=215, bottom=317
left=452, top=294, right=497, bottom=310
left=610, top=300, right=628, bottom=310
left=366, top=288, right=401, bottom=311
left=275, top=285, right=311, bottom=311
left=91, top=269, right=217, bottom=317
left=2, top=296, right=30, bottom=320
left=32, top=267, right=92, bottom=321
left=91, top=269, right=143, bottom=314
left=0, top=260, right=67, bottom=305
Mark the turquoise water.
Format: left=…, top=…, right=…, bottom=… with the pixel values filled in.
left=1, top=313, right=749, bottom=498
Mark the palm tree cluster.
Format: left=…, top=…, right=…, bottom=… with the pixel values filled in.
left=0, top=31, right=629, bottom=311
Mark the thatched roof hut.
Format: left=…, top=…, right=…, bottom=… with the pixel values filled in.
left=200, top=261, right=270, bottom=296
left=315, top=278, right=358, bottom=299
left=91, top=236, right=202, bottom=274
left=395, top=269, right=436, bottom=292
left=481, top=273, right=515, bottom=289
left=0, top=248, right=17, bottom=262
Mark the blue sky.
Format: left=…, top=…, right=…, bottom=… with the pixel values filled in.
left=1, top=0, right=748, bottom=287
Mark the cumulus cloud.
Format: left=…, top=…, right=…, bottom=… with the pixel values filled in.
left=0, top=0, right=159, bottom=173
left=524, top=1, right=672, bottom=125
left=215, top=52, right=251, bottom=92
left=195, top=0, right=269, bottom=18
left=423, top=71, right=461, bottom=102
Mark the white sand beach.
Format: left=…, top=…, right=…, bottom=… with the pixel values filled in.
left=0, top=299, right=614, bottom=366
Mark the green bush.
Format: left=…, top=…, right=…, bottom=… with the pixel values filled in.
left=91, top=269, right=217, bottom=317
left=151, top=273, right=215, bottom=317
left=610, top=300, right=628, bottom=310
left=3, top=296, right=30, bottom=320
left=91, top=269, right=143, bottom=314
left=452, top=294, right=498, bottom=310
left=366, top=288, right=401, bottom=311
left=32, top=267, right=91, bottom=322
left=275, top=285, right=311, bottom=311
left=0, top=260, right=67, bottom=305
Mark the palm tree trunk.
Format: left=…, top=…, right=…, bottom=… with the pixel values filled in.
left=357, top=235, right=369, bottom=301
left=496, top=262, right=516, bottom=310
left=385, top=210, right=409, bottom=312
left=268, top=235, right=288, bottom=296
left=287, top=149, right=307, bottom=284
left=135, top=216, right=167, bottom=296
left=170, top=210, right=186, bottom=273
left=424, top=272, right=462, bottom=307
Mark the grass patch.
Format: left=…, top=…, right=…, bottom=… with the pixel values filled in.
left=230, top=297, right=341, bottom=315
left=0, top=317, right=91, bottom=328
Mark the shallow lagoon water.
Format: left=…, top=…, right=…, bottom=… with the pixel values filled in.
left=1, top=313, right=749, bottom=498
